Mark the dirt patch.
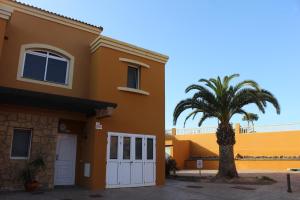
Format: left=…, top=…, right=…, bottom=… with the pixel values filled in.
left=89, top=194, right=103, bottom=198
left=210, top=176, right=276, bottom=185
left=168, top=175, right=276, bottom=185
left=167, top=175, right=203, bottom=182
left=186, top=185, right=203, bottom=189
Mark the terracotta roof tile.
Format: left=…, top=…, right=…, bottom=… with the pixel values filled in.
left=12, top=0, right=103, bottom=31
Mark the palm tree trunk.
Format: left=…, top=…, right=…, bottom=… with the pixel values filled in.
left=217, top=145, right=238, bottom=178
left=216, top=123, right=238, bottom=178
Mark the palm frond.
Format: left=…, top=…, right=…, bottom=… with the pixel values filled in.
left=183, top=110, right=200, bottom=127
left=174, top=74, right=280, bottom=127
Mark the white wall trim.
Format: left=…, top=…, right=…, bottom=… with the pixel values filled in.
left=17, top=43, right=75, bottom=89
left=119, top=57, right=150, bottom=69
left=0, top=4, right=13, bottom=20
left=117, top=87, right=150, bottom=96
left=90, top=36, right=169, bottom=64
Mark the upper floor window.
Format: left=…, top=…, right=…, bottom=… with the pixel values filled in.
left=127, top=66, right=140, bottom=89
left=17, top=44, right=75, bottom=89
left=22, top=50, right=69, bottom=85
left=117, top=57, right=150, bottom=95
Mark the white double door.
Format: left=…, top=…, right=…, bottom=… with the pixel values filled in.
left=106, top=132, right=156, bottom=188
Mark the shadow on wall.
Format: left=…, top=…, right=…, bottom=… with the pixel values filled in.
left=185, top=142, right=219, bottom=170
left=171, top=137, right=219, bottom=170
left=168, top=129, right=300, bottom=170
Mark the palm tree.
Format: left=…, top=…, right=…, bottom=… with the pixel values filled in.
left=242, top=113, right=258, bottom=132
left=173, top=74, right=280, bottom=178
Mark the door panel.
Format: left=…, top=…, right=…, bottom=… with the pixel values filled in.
left=118, top=162, right=131, bottom=185
left=107, top=162, right=118, bottom=185
left=144, top=163, right=155, bottom=183
left=131, top=162, right=143, bottom=184
left=54, top=134, right=77, bottom=186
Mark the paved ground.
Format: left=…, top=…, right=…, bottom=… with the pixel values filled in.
left=1, top=171, right=300, bottom=200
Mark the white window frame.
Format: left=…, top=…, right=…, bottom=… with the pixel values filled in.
left=17, top=44, right=75, bottom=89
left=127, top=65, right=140, bottom=89
left=21, top=50, right=70, bottom=85
left=10, top=128, right=33, bottom=160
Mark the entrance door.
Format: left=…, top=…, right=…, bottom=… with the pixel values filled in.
left=106, top=132, right=156, bottom=188
left=54, top=134, right=77, bottom=185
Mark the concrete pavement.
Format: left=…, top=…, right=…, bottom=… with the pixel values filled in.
left=0, top=172, right=299, bottom=200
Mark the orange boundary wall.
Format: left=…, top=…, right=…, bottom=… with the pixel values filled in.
left=166, top=126, right=300, bottom=170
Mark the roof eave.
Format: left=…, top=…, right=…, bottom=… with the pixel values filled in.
left=0, top=0, right=102, bottom=35
left=90, top=35, right=169, bottom=64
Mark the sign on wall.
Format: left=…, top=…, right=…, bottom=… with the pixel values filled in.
left=196, top=160, right=203, bottom=169
left=95, top=122, right=102, bottom=130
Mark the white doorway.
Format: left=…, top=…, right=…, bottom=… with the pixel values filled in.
left=106, top=132, right=156, bottom=188
left=54, top=134, right=77, bottom=186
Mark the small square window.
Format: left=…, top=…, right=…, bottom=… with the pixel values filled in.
left=127, top=66, right=139, bottom=89
left=11, top=129, right=32, bottom=159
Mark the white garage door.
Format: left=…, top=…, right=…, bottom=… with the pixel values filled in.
left=106, top=132, right=156, bottom=188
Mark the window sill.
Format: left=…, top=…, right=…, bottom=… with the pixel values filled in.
left=10, top=157, right=29, bottom=160
left=117, top=87, right=150, bottom=96
left=17, top=77, right=72, bottom=89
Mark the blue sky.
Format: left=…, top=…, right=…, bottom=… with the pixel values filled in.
left=20, top=0, right=300, bottom=129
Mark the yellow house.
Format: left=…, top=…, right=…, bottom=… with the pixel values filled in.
left=0, top=0, right=168, bottom=190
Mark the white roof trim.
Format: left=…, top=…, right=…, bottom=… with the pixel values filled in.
left=90, top=35, right=169, bottom=64
left=0, top=1, right=101, bottom=34
left=0, top=4, right=13, bottom=20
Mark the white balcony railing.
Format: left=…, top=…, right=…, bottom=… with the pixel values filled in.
left=165, top=129, right=172, bottom=135
left=167, top=122, right=300, bottom=135
left=176, top=126, right=217, bottom=135
left=240, top=122, right=300, bottom=133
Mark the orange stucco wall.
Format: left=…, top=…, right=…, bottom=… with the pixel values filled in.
left=168, top=129, right=300, bottom=170
left=88, top=46, right=166, bottom=189
left=0, top=10, right=98, bottom=98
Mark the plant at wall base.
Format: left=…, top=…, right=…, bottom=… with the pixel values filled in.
left=20, top=157, right=46, bottom=192
left=242, top=113, right=259, bottom=132
left=173, top=74, right=280, bottom=178
left=165, top=157, right=177, bottom=177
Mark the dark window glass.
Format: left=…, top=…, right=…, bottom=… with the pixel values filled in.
left=123, top=137, right=131, bottom=160
left=135, top=138, right=143, bottom=160
left=127, top=66, right=139, bottom=89
left=147, top=138, right=154, bottom=160
left=46, top=58, right=68, bottom=84
left=23, top=53, right=46, bottom=81
left=11, top=129, right=32, bottom=158
left=110, top=136, right=118, bottom=159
